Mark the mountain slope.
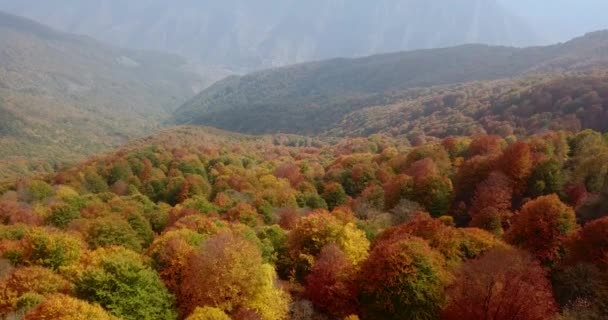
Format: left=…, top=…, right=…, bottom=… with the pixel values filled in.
left=0, top=0, right=536, bottom=71
left=0, top=11, right=202, bottom=178
left=174, top=31, right=608, bottom=135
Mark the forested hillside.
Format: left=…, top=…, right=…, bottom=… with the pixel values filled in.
left=0, top=12, right=202, bottom=178
left=0, top=125, right=607, bottom=319
left=174, top=31, right=608, bottom=135
left=329, top=72, right=608, bottom=139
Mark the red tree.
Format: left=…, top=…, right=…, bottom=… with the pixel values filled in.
left=497, top=141, right=532, bottom=194
left=442, top=248, right=558, bottom=320
left=506, top=194, right=578, bottom=263
left=567, top=216, right=608, bottom=270
left=469, top=171, right=513, bottom=234
left=305, top=245, right=358, bottom=317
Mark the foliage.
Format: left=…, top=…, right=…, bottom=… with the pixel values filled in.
left=305, top=245, right=358, bottom=317
left=70, top=247, right=177, bottom=320
left=186, top=306, right=231, bottom=320
left=24, top=294, right=118, bottom=320
left=442, top=248, right=557, bottom=320
left=506, top=194, right=578, bottom=264
left=180, top=231, right=288, bottom=319
left=20, top=228, right=84, bottom=270
left=359, top=236, right=450, bottom=320
left=0, top=266, right=71, bottom=314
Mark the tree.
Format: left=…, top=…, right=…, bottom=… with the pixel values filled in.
left=528, top=159, right=565, bottom=197
left=506, top=194, right=578, bottom=264
left=442, top=248, right=557, bottom=320
left=469, top=171, right=513, bottom=234
left=46, top=202, right=81, bottom=229
left=468, top=135, right=503, bottom=157
left=71, top=247, right=177, bottom=320
left=305, top=245, right=358, bottom=317
left=226, top=203, right=262, bottom=227
left=322, top=182, right=348, bottom=210
left=566, top=216, right=608, bottom=271
left=287, top=211, right=369, bottom=280
left=497, top=141, right=532, bottom=194
left=85, top=216, right=143, bottom=252
left=146, top=229, right=206, bottom=294
left=552, top=263, right=608, bottom=315
left=24, top=294, right=117, bottom=320
left=383, top=174, right=414, bottom=210
left=180, top=231, right=289, bottom=319
left=359, top=236, right=450, bottom=320
left=412, top=175, right=453, bottom=217
left=21, top=228, right=84, bottom=270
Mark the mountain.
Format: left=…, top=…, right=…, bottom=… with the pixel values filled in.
left=0, top=11, right=202, bottom=178
left=173, top=31, right=608, bottom=135
left=0, top=0, right=536, bottom=72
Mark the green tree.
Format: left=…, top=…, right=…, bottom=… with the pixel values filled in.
left=72, top=247, right=177, bottom=320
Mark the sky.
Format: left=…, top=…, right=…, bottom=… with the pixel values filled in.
left=499, top=0, right=608, bottom=43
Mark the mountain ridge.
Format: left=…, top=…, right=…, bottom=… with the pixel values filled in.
left=174, top=31, right=608, bottom=135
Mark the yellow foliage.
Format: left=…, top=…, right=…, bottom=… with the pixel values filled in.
left=245, top=264, right=290, bottom=320
left=186, top=306, right=231, bottom=320
left=24, top=294, right=117, bottom=320
left=337, top=223, right=370, bottom=265
left=55, top=186, right=80, bottom=200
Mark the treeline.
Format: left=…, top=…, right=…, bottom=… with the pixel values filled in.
left=0, top=127, right=607, bottom=319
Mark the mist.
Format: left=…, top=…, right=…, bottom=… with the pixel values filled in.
left=499, top=0, right=608, bottom=44
left=0, top=0, right=600, bottom=73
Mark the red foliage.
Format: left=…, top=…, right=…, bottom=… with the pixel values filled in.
left=567, top=216, right=608, bottom=270
left=506, top=194, right=578, bottom=263
left=468, top=135, right=503, bottom=157
left=406, top=158, right=439, bottom=181
left=454, top=155, right=496, bottom=203
left=383, top=174, right=414, bottom=209
left=566, top=183, right=589, bottom=207
left=497, top=141, right=532, bottom=193
left=277, top=207, right=300, bottom=230
left=0, top=200, right=43, bottom=226
left=442, top=248, right=558, bottom=320
left=469, top=171, right=513, bottom=233
left=305, top=245, right=358, bottom=317
left=274, top=163, right=305, bottom=188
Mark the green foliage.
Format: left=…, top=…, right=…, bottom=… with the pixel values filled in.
left=47, top=203, right=80, bottom=229
left=24, top=180, right=53, bottom=202
left=86, top=217, right=143, bottom=252
left=72, top=247, right=177, bottom=320
left=322, top=183, right=348, bottom=210
left=529, top=159, right=565, bottom=197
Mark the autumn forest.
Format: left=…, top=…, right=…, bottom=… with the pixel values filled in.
left=1, top=3, right=608, bottom=320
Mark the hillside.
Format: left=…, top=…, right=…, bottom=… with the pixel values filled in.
left=0, top=0, right=535, bottom=71
left=327, top=72, right=608, bottom=139
left=174, top=31, right=608, bottom=135
left=0, top=12, right=202, bottom=178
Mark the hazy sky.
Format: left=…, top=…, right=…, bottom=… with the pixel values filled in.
left=499, top=0, right=608, bottom=43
